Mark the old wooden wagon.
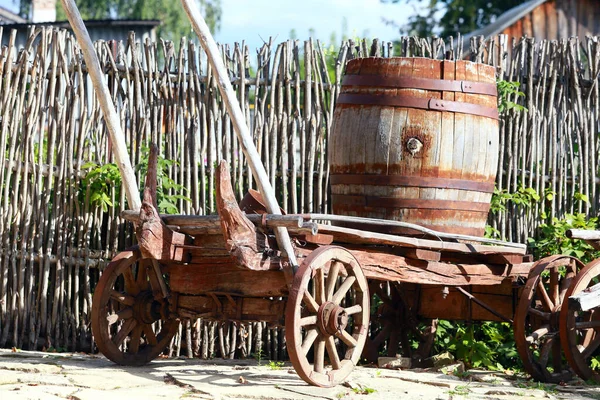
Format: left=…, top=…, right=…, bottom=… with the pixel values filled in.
left=59, top=0, right=600, bottom=388
left=91, top=155, right=582, bottom=386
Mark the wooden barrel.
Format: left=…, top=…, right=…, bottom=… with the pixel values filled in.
left=329, top=58, right=499, bottom=237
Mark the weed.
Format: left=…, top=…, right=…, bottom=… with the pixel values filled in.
left=352, top=386, right=376, bottom=395
left=448, top=384, right=471, bottom=396
left=267, top=360, right=284, bottom=370
left=252, top=349, right=264, bottom=365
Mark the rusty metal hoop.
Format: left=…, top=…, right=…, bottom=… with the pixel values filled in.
left=363, top=281, right=437, bottom=365
left=560, top=258, right=600, bottom=382
left=514, top=255, right=582, bottom=383
left=91, top=248, right=179, bottom=365
left=285, top=246, right=370, bottom=387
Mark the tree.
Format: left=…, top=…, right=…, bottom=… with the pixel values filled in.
left=45, top=0, right=220, bottom=42
left=383, top=0, right=527, bottom=38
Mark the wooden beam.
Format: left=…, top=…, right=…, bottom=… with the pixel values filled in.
left=316, top=224, right=527, bottom=256
left=179, top=0, right=298, bottom=269
left=60, top=0, right=141, bottom=211
left=569, top=282, right=600, bottom=312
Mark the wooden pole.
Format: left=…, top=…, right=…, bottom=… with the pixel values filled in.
left=180, top=0, right=298, bottom=269
left=59, top=0, right=141, bottom=211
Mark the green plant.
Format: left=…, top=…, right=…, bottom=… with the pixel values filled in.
left=137, top=147, right=191, bottom=214
left=267, top=360, right=284, bottom=370
left=448, top=384, right=471, bottom=396
left=490, top=186, right=540, bottom=214
left=253, top=349, right=264, bottom=365
left=435, top=320, right=519, bottom=371
left=80, top=162, right=122, bottom=211
left=528, top=213, right=600, bottom=262
left=497, top=80, right=527, bottom=114
left=352, top=386, right=376, bottom=395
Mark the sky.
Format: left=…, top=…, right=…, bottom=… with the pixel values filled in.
left=0, top=0, right=411, bottom=50
left=213, top=0, right=410, bottom=51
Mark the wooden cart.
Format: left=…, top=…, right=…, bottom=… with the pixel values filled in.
left=88, top=153, right=582, bottom=387
left=59, top=0, right=591, bottom=387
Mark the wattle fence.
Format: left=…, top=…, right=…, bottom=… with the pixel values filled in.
left=1, top=26, right=599, bottom=357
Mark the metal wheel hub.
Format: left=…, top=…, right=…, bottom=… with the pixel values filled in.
left=318, top=301, right=348, bottom=336
left=134, top=291, right=161, bottom=324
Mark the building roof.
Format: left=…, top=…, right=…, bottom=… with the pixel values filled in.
left=0, top=18, right=161, bottom=29
left=462, top=0, right=548, bottom=43
left=0, top=6, right=26, bottom=24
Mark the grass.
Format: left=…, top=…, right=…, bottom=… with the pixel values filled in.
left=447, top=384, right=471, bottom=397
left=267, top=361, right=285, bottom=370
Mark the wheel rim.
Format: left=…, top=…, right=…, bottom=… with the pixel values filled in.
left=286, top=246, right=370, bottom=387
left=560, top=258, right=600, bottom=382
left=364, top=281, right=436, bottom=365
left=514, top=255, right=582, bottom=383
left=91, top=248, right=179, bottom=365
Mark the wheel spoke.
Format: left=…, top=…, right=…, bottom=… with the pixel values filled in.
left=536, top=279, right=554, bottom=312
left=315, top=268, right=326, bottom=305
left=303, top=291, right=320, bottom=313
left=300, top=315, right=318, bottom=327
left=582, top=335, right=600, bottom=359
left=301, top=329, right=319, bottom=355
left=551, top=336, right=563, bottom=373
left=344, top=304, right=362, bottom=316
left=575, top=320, right=600, bottom=330
left=332, top=276, right=356, bottom=305
left=526, top=325, right=550, bottom=343
left=336, top=329, right=357, bottom=348
left=371, top=323, right=392, bottom=347
left=528, top=307, right=551, bottom=320
left=129, top=325, right=143, bottom=354
left=136, top=261, right=148, bottom=289
left=538, top=337, right=553, bottom=369
left=326, top=336, right=341, bottom=370
left=143, top=324, right=158, bottom=346
left=113, top=319, right=137, bottom=348
left=107, top=307, right=133, bottom=325
left=110, top=290, right=135, bottom=306
left=550, top=267, right=560, bottom=307
left=123, top=268, right=139, bottom=295
left=326, top=261, right=341, bottom=301
left=314, top=338, right=325, bottom=373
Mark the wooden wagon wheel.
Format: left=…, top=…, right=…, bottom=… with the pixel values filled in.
left=286, top=246, right=370, bottom=387
left=560, top=258, right=600, bottom=382
left=92, top=248, right=179, bottom=365
left=514, top=255, right=582, bottom=383
left=363, top=281, right=437, bottom=365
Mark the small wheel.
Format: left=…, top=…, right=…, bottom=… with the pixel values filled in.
left=364, top=281, right=436, bottom=365
left=514, top=255, right=582, bottom=383
left=560, top=259, right=600, bottom=381
left=286, top=246, right=369, bottom=387
left=92, top=248, right=179, bottom=365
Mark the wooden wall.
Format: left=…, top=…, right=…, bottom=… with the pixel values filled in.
left=501, top=0, right=600, bottom=40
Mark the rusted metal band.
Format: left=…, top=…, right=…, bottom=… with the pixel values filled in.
left=331, top=195, right=491, bottom=213
left=330, top=174, right=495, bottom=194
left=342, top=75, right=498, bottom=96
left=336, top=93, right=499, bottom=120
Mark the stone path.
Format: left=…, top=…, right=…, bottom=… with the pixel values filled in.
left=1, top=349, right=600, bottom=400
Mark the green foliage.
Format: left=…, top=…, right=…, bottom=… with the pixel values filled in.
left=253, top=348, right=265, bottom=365
left=497, top=80, right=527, bottom=114
left=137, top=147, right=191, bottom=214
left=489, top=186, right=539, bottom=214
left=435, top=320, right=519, bottom=371
left=54, top=0, right=221, bottom=42
left=352, top=386, right=376, bottom=395
left=81, top=162, right=122, bottom=212
left=528, top=213, right=600, bottom=262
left=382, top=0, right=527, bottom=37
left=267, top=360, right=284, bottom=370
left=447, top=384, right=471, bottom=396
